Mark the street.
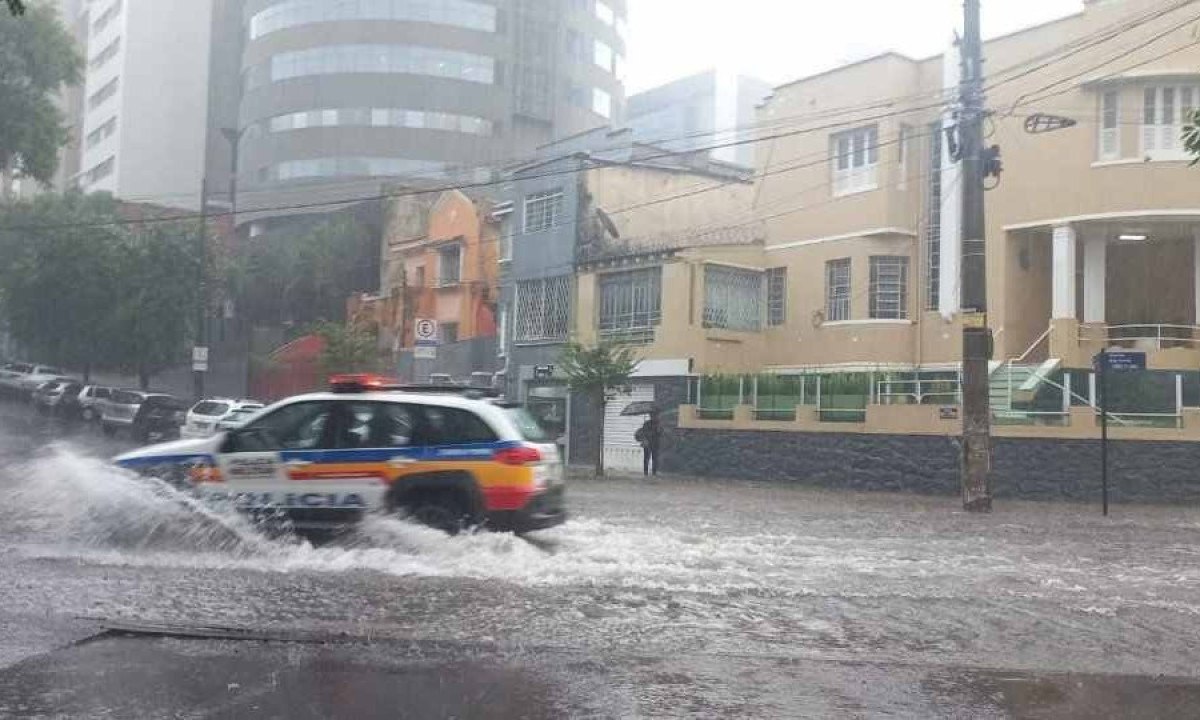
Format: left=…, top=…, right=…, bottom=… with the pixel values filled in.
left=2, top=403, right=1200, bottom=717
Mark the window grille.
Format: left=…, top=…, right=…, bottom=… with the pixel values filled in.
left=515, top=275, right=571, bottom=342
left=523, top=190, right=563, bottom=233
left=826, top=259, right=851, bottom=322
left=870, top=256, right=909, bottom=320
left=926, top=121, right=942, bottom=310
left=766, top=267, right=787, bottom=326
left=704, top=265, right=763, bottom=332
left=1099, top=90, right=1120, bottom=160
left=438, top=245, right=461, bottom=286
left=599, top=268, right=662, bottom=342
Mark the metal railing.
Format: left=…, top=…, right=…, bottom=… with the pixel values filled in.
left=1079, top=324, right=1200, bottom=351
left=874, top=376, right=962, bottom=405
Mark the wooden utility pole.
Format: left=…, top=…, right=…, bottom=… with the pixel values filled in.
left=959, top=0, right=993, bottom=512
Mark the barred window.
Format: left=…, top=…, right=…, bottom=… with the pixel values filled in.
left=704, top=265, right=763, bottom=332
left=515, top=275, right=571, bottom=343
left=523, top=189, right=563, bottom=233
left=766, top=267, right=787, bottom=326
left=870, top=256, right=909, bottom=320
left=599, top=268, right=662, bottom=340
left=438, top=244, right=461, bottom=286
left=926, top=121, right=942, bottom=310
left=826, top=259, right=851, bottom=322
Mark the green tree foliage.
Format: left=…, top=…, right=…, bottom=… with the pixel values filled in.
left=0, top=2, right=81, bottom=186
left=559, top=341, right=640, bottom=476
left=1185, top=109, right=1200, bottom=165
left=229, top=214, right=377, bottom=329
left=313, top=321, right=379, bottom=376
left=0, top=193, right=200, bottom=387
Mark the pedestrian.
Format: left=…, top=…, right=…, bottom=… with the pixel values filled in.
left=634, top=414, right=661, bottom=476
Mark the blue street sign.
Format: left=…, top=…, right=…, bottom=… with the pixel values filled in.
left=1095, top=351, right=1146, bottom=372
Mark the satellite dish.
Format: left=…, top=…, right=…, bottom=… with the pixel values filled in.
left=596, top=208, right=620, bottom=240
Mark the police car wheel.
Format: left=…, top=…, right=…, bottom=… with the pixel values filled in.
left=403, top=492, right=467, bottom=535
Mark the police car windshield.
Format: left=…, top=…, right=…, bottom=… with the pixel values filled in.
left=505, top=407, right=550, bottom=442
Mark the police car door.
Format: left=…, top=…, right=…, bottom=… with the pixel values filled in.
left=320, top=401, right=423, bottom=507
left=215, top=400, right=335, bottom=508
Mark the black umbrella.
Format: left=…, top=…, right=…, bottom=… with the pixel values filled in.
left=620, top=401, right=658, bottom=416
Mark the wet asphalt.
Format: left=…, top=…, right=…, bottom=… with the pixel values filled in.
left=2, top=400, right=1200, bottom=718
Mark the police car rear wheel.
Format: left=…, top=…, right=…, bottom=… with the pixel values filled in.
left=402, top=491, right=467, bottom=535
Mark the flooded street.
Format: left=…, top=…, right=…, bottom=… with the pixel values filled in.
left=2, top=406, right=1200, bottom=717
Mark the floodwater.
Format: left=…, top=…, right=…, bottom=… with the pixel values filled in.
left=2, top=407, right=1200, bottom=717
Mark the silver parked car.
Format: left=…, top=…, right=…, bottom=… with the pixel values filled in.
left=101, top=389, right=172, bottom=436
left=77, top=385, right=115, bottom=422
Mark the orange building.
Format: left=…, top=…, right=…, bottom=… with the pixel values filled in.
left=352, top=189, right=501, bottom=380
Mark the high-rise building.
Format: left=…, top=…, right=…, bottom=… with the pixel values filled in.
left=226, top=0, right=628, bottom=225
left=626, top=70, right=772, bottom=168
left=72, top=0, right=217, bottom=210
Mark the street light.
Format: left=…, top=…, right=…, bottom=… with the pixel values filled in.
left=220, top=126, right=250, bottom=230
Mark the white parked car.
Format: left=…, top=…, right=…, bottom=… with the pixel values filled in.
left=181, top=398, right=264, bottom=439
left=0, top=363, right=64, bottom=396
left=215, top=406, right=262, bottom=432
left=77, top=385, right=116, bottom=422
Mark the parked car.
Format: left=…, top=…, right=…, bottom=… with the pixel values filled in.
left=31, top=379, right=82, bottom=412
left=181, top=398, right=265, bottom=439
left=53, top=383, right=87, bottom=422
left=77, top=385, right=115, bottom=422
left=0, top=363, right=63, bottom=397
left=101, top=389, right=173, bottom=437
left=215, top=405, right=262, bottom=432
left=130, top=395, right=188, bottom=443
left=16, top=366, right=70, bottom=399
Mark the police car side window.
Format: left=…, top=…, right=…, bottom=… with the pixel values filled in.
left=338, top=402, right=417, bottom=449
left=235, top=402, right=332, bottom=452
left=420, top=406, right=498, bottom=446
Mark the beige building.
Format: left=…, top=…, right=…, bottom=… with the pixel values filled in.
left=574, top=0, right=1200, bottom=383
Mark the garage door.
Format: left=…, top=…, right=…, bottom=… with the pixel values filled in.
left=603, top=385, right=655, bottom=472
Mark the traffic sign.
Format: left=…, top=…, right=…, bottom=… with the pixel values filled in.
left=192, top=346, right=209, bottom=372
left=414, top=318, right=439, bottom=345
left=1094, top=351, right=1145, bottom=372
left=414, top=345, right=437, bottom=360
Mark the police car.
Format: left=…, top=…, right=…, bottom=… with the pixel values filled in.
left=113, top=375, right=566, bottom=534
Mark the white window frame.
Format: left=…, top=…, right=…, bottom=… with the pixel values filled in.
left=1142, top=84, right=1200, bottom=161
left=437, top=244, right=462, bottom=286
left=1099, top=90, right=1120, bottom=160
left=825, top=259, right=851, bottom=322
left=523, top=189, right=563, bottom=234
left=831, top=125, right=879, bottom=197
left=869, top=256, right=909, bottom=320
left=703, top=265, right=764, bottom=332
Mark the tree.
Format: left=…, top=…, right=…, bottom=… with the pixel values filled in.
left=313, top=321, right=379, bottom=376
left=109, top=221, right=202, bottom=388
left=0, top=192, right=123, bottom=378
left=559, top=341, right=640, bottom=477
left=1184, top=110, right=1200, bottom=164
left=0, top=2, right=81, bottom=190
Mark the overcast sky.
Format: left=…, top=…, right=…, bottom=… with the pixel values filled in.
left=624, top=0, right=1086, bottom=93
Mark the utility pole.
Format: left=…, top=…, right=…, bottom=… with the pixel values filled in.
left=194, top=177, right=209, bottom=401
left=959, top=0, right=993, bottom=512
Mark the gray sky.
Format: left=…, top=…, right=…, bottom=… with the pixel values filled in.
left=624, top=0, right=1086, bottom=93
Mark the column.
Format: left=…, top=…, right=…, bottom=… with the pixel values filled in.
left=1083, top=235, right=1107, bottom=324
left=1194, top=230, right=1200, bottom=325
left=1052, top=224, right=1077, bottom=320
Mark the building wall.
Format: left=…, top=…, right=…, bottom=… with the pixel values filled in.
left=585, top=163, right=754, bottom=241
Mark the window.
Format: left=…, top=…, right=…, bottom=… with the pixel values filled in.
left=340, top=403, right=417, bottom=448
left=594, top=40, right=614, bottom=72
left=869, top=256, right=909, bottom=320
left=236, top=402, right=333, bottom=452
left=598, top=268, right=662, bottom=340
left=266, top=107, right=492, bottom=136
left=265, top=45, right=495, bottom=87
left=85, top=117, right=117, bottom=149
left=926, top=121, right=943, bottom=310
left=523, top=189, right=563, bottom=233
left=272, top=157, right=448, bottom=181
left=898, top=123, right=912, bottom=189
left=192, top=401, right=232, bottom=417
left=1099, top=90, right=1120, bottom=160
left=515, top=275, right=571, bottom=342
left=88, top=77, right=119, bottom=111
left=493, top=201, right=514, bottom=261
left=592, top=88, right=613, bottom=119
left=89, top=37, right=121, bottom=70
left=422, top=406, right=498, bottom=445
left=82, top=156, right=115, bottom=186
left=497, top=305, right=508, bottom=357
left=438, top=244, right=461, bottom=285
left=766, top=267, right=787, bottom=326
left=825, top=259, right=851, bottom=322
left=249, top=0, right=497, bottom=39
left=594, top=0, right=615, bottom=25
left=704, top=265, right=763, bottom=332
left=1142, top=84, right=1200, bottom=160
left=831, top=125, right=879, bottom=196
left=441, top=322, right=459, bottom=344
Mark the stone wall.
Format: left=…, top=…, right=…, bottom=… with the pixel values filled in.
left=660, top=428, right=1200, bottom=504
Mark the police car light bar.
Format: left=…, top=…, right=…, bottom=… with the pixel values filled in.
left=329, top=374, right=402, bottom=393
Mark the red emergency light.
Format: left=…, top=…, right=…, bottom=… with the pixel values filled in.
left=329, top=374, right=401, bottom=393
